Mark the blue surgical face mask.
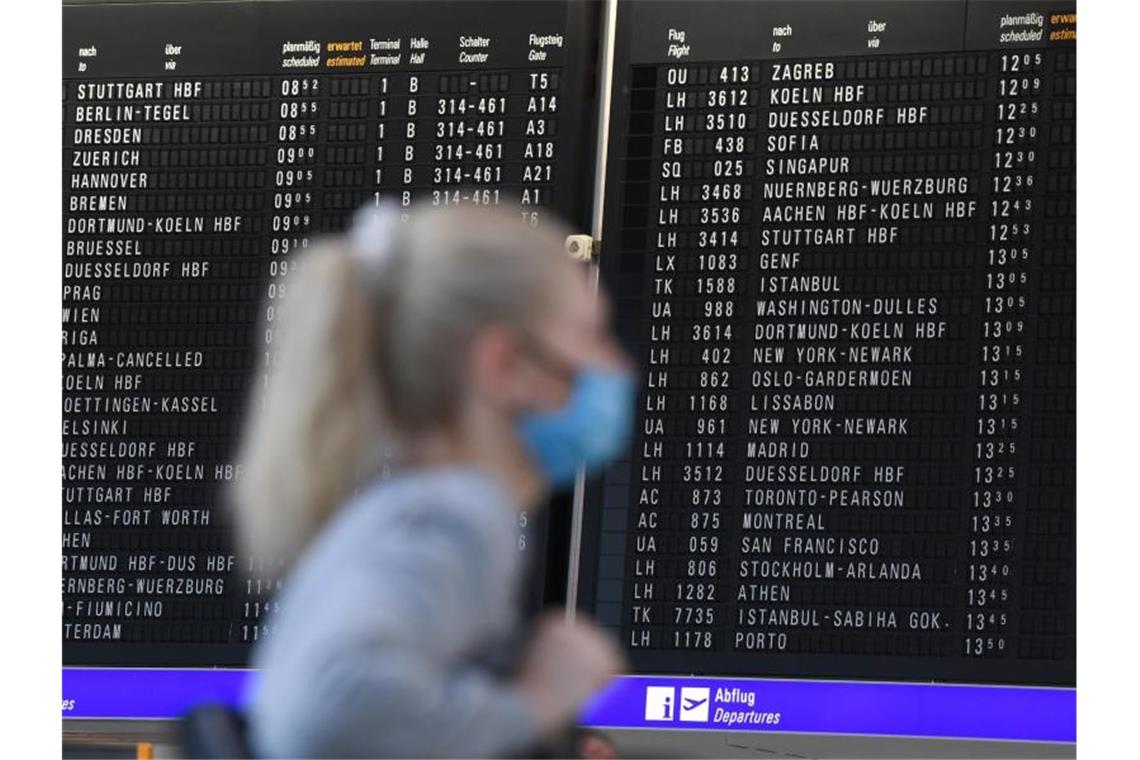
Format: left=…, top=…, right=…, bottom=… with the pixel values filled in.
left=518, top=366, right=636, bottom=488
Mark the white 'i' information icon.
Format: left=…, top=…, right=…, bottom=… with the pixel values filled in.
left=644, top=686, right=676, bottom=721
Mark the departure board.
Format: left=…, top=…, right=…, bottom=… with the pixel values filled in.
left=578, top=0, right=1076, bottom=686
left=62, top=0, right=597, bottom=666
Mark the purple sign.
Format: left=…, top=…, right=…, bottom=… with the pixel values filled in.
left=63, top=668, right=251, bottom=720
left=63, top=669, right=1075, bottom=744
left=580, top=675, right=1075, bottom=743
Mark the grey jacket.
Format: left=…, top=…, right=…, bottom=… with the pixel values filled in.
left=247, top=467, right=539, bottom=758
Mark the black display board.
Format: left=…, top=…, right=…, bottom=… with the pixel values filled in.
left=578, top=0, right=1076, bottom=686
left=62, top=0, right=598, bottom=666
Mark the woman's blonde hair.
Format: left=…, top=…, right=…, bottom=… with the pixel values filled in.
left=231, top=200, right=573, bottom=569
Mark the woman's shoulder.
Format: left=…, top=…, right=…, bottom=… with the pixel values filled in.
left=347, top=466, right=513, bottom=537
left=255, top=467, right=521, bottom=659
left=295, top=467, right=518, bottom=580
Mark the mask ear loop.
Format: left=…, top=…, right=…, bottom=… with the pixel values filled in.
left=518, top=330, right=579, bottom=390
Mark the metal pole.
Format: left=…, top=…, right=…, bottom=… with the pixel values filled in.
left=567, top=0, right=619, bottom=617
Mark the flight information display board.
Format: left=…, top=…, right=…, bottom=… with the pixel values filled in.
left=62, top=0, right=597, bottom=667
left=578, top=0, right=1076, bottom=686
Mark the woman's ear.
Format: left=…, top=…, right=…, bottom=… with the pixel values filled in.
left=468, top=324, right=532, bottom=411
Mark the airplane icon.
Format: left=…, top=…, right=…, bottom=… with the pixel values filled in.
left=679, top=687, right=710, bottom=722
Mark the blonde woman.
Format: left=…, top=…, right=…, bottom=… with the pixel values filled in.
left=233, top=201, right=633, bottom=758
